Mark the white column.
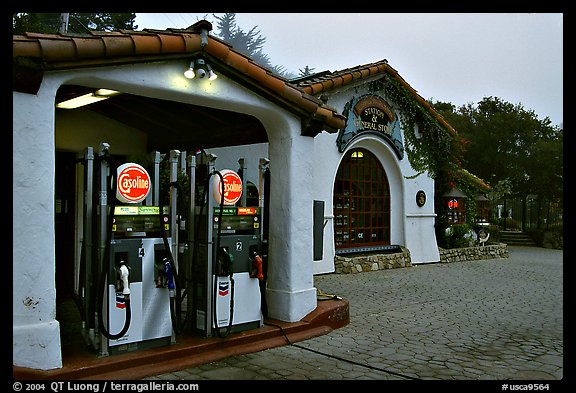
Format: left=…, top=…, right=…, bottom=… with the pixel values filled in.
left=403, top=173, right=440, bottom=264
left=13, top=90, right=62, bottom=370
left=265, top=129, right=317, bottom=322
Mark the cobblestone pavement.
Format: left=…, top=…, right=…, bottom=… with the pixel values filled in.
left=145, top=246, right=563, bottom=384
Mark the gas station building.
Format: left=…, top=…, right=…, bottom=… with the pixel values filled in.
left=14, top=21, right=452, bottom=371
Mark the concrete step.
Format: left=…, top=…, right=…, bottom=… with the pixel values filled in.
left=13, top=298, right=349, bottom=380
left=499, top=231, right=538, bottom=247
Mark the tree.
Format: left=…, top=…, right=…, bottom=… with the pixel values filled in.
left=13, top=13, right=137, bottom=34
left=433, top=96, right=563, bottom=226
left=298, top=66, right=316, bottom=77
left=212, top=13, right=290, bottom=78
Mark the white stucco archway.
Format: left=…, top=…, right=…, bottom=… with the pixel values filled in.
left=13, top=59, right=318, bottom=370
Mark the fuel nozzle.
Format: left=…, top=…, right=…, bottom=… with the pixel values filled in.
left=250, top=251, right=264, bottom=281
left=118, top=261, right=130, bottom=296
left=163, top=258, right=175, bottom=298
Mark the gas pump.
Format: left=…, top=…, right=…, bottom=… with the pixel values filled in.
left=76, top=145, right=267, bottom=353
left=77, top=143, right=176, bottom=356
left=191, top=152, right=264, bottom=337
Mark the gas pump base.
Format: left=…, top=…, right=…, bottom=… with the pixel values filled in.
left=107, top=337, right=172, bottom=356
left=16, top=298, right=349, bottom=380
left=105, top=237, right=174, bottom=356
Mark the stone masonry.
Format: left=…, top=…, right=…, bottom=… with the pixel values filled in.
left=334, top=243, right=508, bottom=274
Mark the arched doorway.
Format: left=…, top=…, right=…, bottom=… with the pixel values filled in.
left=333, top=148, right=391, bottom=253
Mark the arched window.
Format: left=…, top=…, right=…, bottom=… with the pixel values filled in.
left=333, top=148, right=391, bottom=253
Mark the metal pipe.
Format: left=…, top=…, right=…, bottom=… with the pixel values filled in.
left=97, top=142, right=110, bottom=357
left=238, top=158, right=246, bottom=207
left=170, top=150, right=180, bottom=269
left=205, top=153, right=217, bottom=337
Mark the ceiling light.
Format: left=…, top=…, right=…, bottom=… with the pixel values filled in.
left=56, top=89, right=121, bottom=109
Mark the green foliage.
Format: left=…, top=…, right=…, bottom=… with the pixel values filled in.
left=13, top=13, right=58, bottom=34
left=212, top=13, right=289, bottom=77
left=299, top=66, right=316, bottom=77
left=527, top=228, right=563, bottom=249
left=486, top=224, right=501, bottom=244
left=433, top=96, right=563, bottom=207
left=370, top=76, right=464, bottom=185
left=13, top=13, right=137, bottom=34
left=443, top=224, right=473, bottom=249
left=493, top=217, right=520, bottom=231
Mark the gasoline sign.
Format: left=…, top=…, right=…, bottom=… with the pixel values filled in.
left=116, top=163, right=151, bottom=203
left=211, top=169, right=243, bottom=205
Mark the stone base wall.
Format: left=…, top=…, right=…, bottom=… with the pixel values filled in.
left=438, top=243, right=508, bottom=263
left=334, top=244, right=508, bottom=274
left=334, top=247, right=412, bottom=274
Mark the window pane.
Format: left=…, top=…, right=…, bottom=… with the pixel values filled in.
left=333, top=148, right=390, bottom=251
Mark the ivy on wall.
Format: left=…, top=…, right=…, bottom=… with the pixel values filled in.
left=367, top=74, right=490, bottom=243
left=367, top=75, right=463, bottom=183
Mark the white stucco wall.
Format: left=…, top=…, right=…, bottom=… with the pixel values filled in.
left=311, top=81, right=439, bottom=273
left=221, top=79, right=442, bottom=276
left=14, top=58, right=442, bottom=370
left=13, top=86, right=62, bottom=370
left=207, top=143, right=268, bottom=189
left=13, top=59, right=317, bottom=370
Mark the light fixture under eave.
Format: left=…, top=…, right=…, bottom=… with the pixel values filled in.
left=184, top=61, right=196, bottom=79
left=206, top=63, right=218, bottom=81
left=56, top=89, right=121, bottom=109
left=183, top=57, right=218, bottom=81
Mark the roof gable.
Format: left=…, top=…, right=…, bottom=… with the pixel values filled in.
left=292, top=60, right=457, bottom=137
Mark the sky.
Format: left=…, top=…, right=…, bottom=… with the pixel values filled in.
left=135, top=13, right=563, bottom=128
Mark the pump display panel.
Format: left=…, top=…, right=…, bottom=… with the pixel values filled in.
left=112, top=205, right=170, bottom=237
left=213, top=207, right=260, bottom=234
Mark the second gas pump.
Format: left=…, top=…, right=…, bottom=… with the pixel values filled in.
left=190, top=153, right=265, bottom=338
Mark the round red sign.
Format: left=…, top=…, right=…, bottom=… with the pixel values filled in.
left=116, top=163, right=151, bottom=203
left=211, top=169, right=243, bottom=205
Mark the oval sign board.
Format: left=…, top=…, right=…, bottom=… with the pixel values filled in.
left=116, top=163, right=151, bottom=203
left=211, top=169, right=243, bottom=205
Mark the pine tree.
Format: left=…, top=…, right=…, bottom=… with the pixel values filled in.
left=212, top=13, right=289, bottom=77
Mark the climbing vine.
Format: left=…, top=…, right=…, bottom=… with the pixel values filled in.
left=368, top=75, right=463, bottom=184
left=368, top=74, right=489, bottom=244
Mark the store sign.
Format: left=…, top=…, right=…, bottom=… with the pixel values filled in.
left=353, top=96, right=395, bottom=136
left=211, top=169, right=243, bottom=205
left=116, top=163, right=151, bottom=203
left=336, top=94, right=404, bottom=159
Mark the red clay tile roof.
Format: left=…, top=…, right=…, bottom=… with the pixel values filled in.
left=12, top=25, right=345, bottom=133
left=293, top=60, right=458, bottom=136
left=12, top=21, right=455, bottom=137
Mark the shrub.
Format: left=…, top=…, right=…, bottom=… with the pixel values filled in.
left=444, top=224, right=474, bottom=249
